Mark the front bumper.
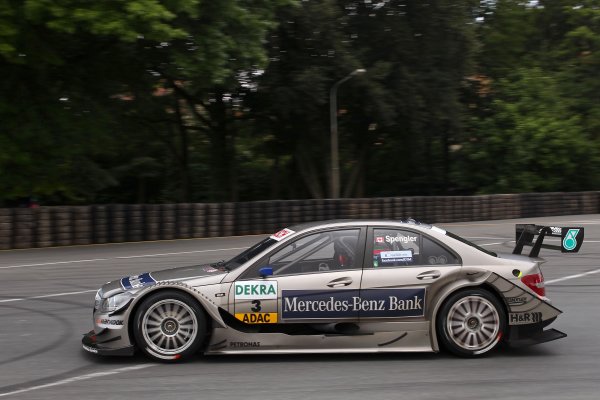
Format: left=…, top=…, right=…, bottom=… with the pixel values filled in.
left=82, top=329, right=135, bottom=356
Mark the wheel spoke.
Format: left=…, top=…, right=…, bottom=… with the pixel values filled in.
left=141, top=298, right=199, bottom=357
left=475, top=330, right=485, bottom=344
left=175, top=305, right=186, bottom=320
left=446, top=295, right=500, bottom=353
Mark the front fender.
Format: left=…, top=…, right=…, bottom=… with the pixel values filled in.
left=126, top=281, right=227, bottom=330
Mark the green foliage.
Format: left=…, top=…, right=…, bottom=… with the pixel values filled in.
left=1, top=0, right=599, bottom=206
left=458, top=68, right=598, bottom=193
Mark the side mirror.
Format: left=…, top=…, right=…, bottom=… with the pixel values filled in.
left=259, top=267, right=273, bottom=278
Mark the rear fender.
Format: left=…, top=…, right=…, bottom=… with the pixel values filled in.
left=429, top=269, right=492, bottom=351
left=429, top=269, right=561, bottom=351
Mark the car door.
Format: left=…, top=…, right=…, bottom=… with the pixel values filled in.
left=230, top=227, right=366, bottom=325
left=358, top=226, right=462, bottom=323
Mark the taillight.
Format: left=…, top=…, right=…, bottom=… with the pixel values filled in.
left=521, top=273, right=545, bottom=297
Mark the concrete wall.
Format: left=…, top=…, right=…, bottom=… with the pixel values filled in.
left=1, top=191, right=598, bottom=250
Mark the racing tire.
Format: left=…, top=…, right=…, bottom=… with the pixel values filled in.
left=133, top=290, right=207, bottom=362
left=436, top=288, right=506, bottom=357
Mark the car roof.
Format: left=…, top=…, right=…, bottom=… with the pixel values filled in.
left=287, top=219, right=438, bottom=234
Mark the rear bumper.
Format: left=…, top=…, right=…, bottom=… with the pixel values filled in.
left=82, top=330, right=135, bottom=356
left=507, top=318, right=567, bottom=347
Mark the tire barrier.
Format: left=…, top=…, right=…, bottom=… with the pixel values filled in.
left=0, top=191, right=598, bottom=250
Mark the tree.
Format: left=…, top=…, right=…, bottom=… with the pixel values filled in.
left=455, top=68, right=598, bottom=193
left=0, top=0, right=292, bottom=204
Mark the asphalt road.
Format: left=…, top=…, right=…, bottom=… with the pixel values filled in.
left=1, top=215, right=599, bottom=399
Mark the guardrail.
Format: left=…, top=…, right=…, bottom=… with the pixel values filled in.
left=0, top=191, right=598, bottom=250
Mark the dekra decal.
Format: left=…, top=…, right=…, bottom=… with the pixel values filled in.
left=234, top=280, right=278, bottom=299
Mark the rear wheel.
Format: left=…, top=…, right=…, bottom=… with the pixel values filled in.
left=133, top=290, right=207, bottom=362
left=437, top=289, right=506, bottom=357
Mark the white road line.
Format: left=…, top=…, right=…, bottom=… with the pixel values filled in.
left=0, top=258, right=108, bottom=269
left=0, top=289, right=97, bottom=304
left=478, top=240, right=600, bottom=246
left=464, top=236, right=510, bottom=240
left=115, top=247, right=247, bottom=259
left=546, top=268, right=600, bottom=285
left=0, top=247, right=248, bottom=269
left=0, top=364, right=155, bottom=398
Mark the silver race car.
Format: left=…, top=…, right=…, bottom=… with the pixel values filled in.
left=82, top=219, right=584, bottom=361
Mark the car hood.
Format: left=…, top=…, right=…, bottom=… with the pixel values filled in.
left=100, top=264, right=228, bottom=298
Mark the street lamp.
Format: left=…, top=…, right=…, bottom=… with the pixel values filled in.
left=330, top=68, right=366, bottom=198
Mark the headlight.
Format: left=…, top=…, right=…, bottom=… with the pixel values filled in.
left=99, top=292, right=133, bottom=314
left=94, top=289, right=102, bottom=310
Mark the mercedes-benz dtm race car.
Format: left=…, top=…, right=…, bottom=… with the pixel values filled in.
left=82, top=219, right=584, bottom=361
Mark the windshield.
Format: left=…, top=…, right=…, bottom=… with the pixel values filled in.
left=225, top=237, right=278, bottom=270
left=445, top=231, right=497, bottom=257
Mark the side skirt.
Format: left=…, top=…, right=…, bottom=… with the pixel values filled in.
left=204, top=328, right=433, bottom=355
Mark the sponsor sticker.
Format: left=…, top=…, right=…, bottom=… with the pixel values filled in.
left=234, top=280, right=278, bottom=299
left=282, top=288, right=426, bottom=319
left=121, top=272, right=156, bottom=290
left=506, top=296, right=528, bottom=306
left=82, top=344, right=98, bottom=354
left=380, top=250, right=413, bottom=263
left=562, top=228, right=582, bottom=252
left=385, top=235, right=418, bottom=245
left=234, top=312, right=278, bottom=324
left=509, top=312, right=542, bottom=325
left=270, top=228, right=295, bottom=241
left=230, top=341, right=261, bottom=348
left=96, top=317, right=125, bottom=329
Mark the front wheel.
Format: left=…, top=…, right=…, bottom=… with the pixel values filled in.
left=436, top=289, right=506, bottom=357
left=133, top=290, right=207, bottom=362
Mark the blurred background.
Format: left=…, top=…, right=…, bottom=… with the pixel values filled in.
left=0, top=0, right=598, bottom=207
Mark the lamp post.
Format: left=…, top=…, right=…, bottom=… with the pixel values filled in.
left=330, top=68, right=366, bottom=198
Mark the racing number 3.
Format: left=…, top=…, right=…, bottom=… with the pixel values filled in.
left=251, top=300, right=261, bottom=312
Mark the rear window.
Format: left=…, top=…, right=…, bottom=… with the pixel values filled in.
left=445, top=231, right=497, bottom=257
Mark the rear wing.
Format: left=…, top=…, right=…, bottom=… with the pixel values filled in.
left=513, top=224, right=584, bottom=257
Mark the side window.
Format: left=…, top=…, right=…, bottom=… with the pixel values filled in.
left=260, top=229, right=361, bottom=277
left=372, top=229, right=420, bottom=267
left=422, top=236, right=460, bottom=265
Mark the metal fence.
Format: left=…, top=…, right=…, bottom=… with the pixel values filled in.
left=0, top=191, right=598, bottom=250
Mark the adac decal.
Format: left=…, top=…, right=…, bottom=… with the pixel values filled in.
left=234, top=312, right=278, bottom=324
left=509, top=312, right=542, bottom=325
left=234, top=280, right=278, bottom=300
left=282, top=288, right=425, bottom=319
left=120, top=272, right=156, bottom=290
